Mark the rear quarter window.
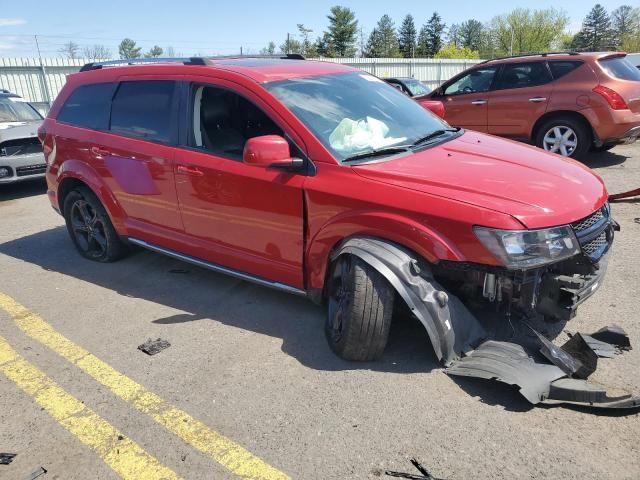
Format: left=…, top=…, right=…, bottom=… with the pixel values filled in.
left=548, top=61, right=584, bottom=80
left=109, top=81, right=176, bottom=143
left=57, top=83, right=115, bottom=129
left=598, top=57, right=640, bottom=81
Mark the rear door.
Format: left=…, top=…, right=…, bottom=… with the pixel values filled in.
left=488, top=61, right=554, bottom=138
left=173, top=78, right=307, bottom=289
left=101, top=79, right=183, bottom=238
left=436, top=66, right=498, bottom=132
left=596, top=55, right=640, bottom=114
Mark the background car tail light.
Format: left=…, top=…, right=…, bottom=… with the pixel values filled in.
left=593, top=85, right=628, bottom=110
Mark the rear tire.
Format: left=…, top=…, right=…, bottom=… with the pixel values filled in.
left=63, top=187, right=127, bottom=262
left=325, top=255, right=394, bottom=361
left=535, top=116, right=591, bottom=159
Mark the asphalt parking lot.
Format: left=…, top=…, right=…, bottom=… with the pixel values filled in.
left=0, top=144, right=639, bottom=480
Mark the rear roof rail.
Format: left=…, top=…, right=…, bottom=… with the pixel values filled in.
left=478, top=51, right=580, bottom=64
left=79, top=54, right=305, bottom=72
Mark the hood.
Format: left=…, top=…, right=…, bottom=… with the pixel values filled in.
left=0, top=120, right=41, bottom=141
left=352, top=131, right=608, bottom=229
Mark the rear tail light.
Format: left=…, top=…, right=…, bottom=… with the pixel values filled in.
left=593, top=85, right=628, bottom=110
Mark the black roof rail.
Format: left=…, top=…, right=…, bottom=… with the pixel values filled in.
left=0, top=88, right=13, bottom=94
left=79, top=57, right=211, bottom=72
left=478, top=51, right=580, bottom=64
left=79, top=54, right=306, bottom=72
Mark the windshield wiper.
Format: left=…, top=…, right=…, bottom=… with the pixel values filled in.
left=411, top=127, right=461, bottom=148
left=342, top=145, right=412, bottom=163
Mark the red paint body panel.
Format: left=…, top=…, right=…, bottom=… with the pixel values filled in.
left=44, top=59, right=610, bottom=294
left=415, top=97, right=445, bottom=118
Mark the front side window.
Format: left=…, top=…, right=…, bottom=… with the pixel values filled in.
left=190, top=85, right=283, bottom=160
left=0, top=96, right=42, bottom=123
left=494, top=62, right=552, bottom=90
left=57, top=83, right=114, bottom=129
left=444, top=67, right=497, bottom=96
left=265, top=72, right=448, bottom=161
left=598, top=57, right=640, bottom=81
left=110, top=81, right=175, bottom=143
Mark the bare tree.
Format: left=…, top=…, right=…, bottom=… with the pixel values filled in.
left=82, top=44, right=112, bottom=60
left=59, top=41, right=80, bottom=59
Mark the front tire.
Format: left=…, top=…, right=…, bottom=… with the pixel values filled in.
left=325, top=255, right=394, bottom=361
left=535, top=116, right=591, bottom=159
left=63, top=187, right=127, bottom=262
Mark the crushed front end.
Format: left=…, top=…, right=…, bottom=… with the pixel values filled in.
left=434, top=203, right=616, bottom=323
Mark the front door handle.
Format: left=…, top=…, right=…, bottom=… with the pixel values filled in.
left=90, top=146, right=110, bottom=156
left=471, top=99, right=487, bottom=105
left=176, top=165, right=204, bottom=177
left=529, top=97, right=547, bottom=103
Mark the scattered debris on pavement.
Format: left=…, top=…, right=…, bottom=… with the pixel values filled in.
left=137, top=338, right=171, bottom=356
left=0, top=453, right=16, bottom=465
left=26, top=466, right=47, bottom=479
left=446, top=324, right=639, bottom=410
left=385, top=458, right=446, bottom=480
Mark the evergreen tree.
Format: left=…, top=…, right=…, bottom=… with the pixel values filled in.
left=572, top=4, right=614, bottom=51
left=118, top=38, right=142, bottom=59
left=398, top=14, right=417, bottom=58
left=458, top=19, right=484, bottom=51
left=326, top=6, right=358, bottom=56
left=365, top=15, right=400, bottom=57
left=144, top=46, right=163, bottom=58
left=416, top=24, right=429, bottom=56
left=425, top=12, right=446, bottom=57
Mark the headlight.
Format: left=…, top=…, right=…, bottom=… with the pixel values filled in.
left=474, top=225, right=580, bottom=269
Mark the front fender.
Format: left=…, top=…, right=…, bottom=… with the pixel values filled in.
left=306, top=210, right=464, bottom=292
left=331, top=237, right=486, bottom=365
left=57, top=159, right=127, bottom=232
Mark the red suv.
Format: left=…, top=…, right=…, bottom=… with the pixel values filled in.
left=41, top=56, right=615, bottom=366
left=428, top=52, right=640, bottom=158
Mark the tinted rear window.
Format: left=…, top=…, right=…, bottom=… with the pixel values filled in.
left=110, top=81, right=175, bottom=143
left=57, top=83, right=114, bottom=129
left=548, top=61, right=583, bottom=80
left=598, top=57, right=640, bottom=81
left=494, top=62, right=552, bottom=90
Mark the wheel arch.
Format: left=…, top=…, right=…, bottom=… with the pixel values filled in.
left=530, top=110, right=594, bottom=144
left=57, top=160, right=126, bottom=232
left=324, top=236, right=486, bottom=365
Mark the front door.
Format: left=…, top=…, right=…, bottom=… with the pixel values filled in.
left=174, top=81, right=306, bottom=289
left=437, top=66, right=498, bottom=132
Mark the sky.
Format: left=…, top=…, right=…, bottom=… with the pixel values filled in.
left=0, top=0, right=630, bottom=58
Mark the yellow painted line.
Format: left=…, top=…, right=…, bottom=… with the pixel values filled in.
left=0, top=334, right=180, bottom=480
left=0, top=292, right=289, bottom=480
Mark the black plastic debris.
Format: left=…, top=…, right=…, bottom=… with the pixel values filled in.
left=0, top=453, right=16, bottom=465
left=560, top=334, right=597, bottom=379
left=138, top=338, right=171, bottom=356
left=26, top=467, right=47, bottom=480
left=531, top=328, right=586, bottom=378
left=576, top=334, right=617, bottom=358
left=590, top=325, right=631, bottom=351
left=386, top=458, right=446, bottom=480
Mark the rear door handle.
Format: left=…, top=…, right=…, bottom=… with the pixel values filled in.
left=529, top=97, right=547, bottom=103
left=90, top=146, right=110, bottom=156
left=177, top=165, right=204, bottom=177
left=471, top=99, right=487, bottom=105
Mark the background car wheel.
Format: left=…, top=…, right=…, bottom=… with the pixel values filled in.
left=325, top=255, right=394, bottom=361
left=63, top=187, right=127, bottom=262
left=535, top=116, right=591, bottom=159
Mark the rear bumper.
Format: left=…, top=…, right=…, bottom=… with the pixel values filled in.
left=0, top=152, right=46, bottom=184
left=606, top=125, right=640, bottom=145
left=587, top=105, right=640, bottom=145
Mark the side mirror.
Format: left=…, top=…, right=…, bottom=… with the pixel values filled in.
left=243, top=135, right=303, bottom=171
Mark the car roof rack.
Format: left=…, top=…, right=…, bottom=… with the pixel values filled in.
left=478, top=51, right=580, bottom=64
left=0, top=88, right=12, bottom=94
left=79, top=54, right=305, bottom=72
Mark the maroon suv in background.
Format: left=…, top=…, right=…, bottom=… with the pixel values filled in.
left=428, top=52, right=640, bottom=158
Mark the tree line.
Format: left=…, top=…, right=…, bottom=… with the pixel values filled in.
left=264, top=3, right=640, bottom=59
left=55, top=3, right=640, bottom=61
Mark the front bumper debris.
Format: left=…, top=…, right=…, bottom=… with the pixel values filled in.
left=447, top=325, right=639, bottom=409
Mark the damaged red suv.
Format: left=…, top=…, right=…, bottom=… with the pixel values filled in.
left=41, top=56, right=615, bottom=373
